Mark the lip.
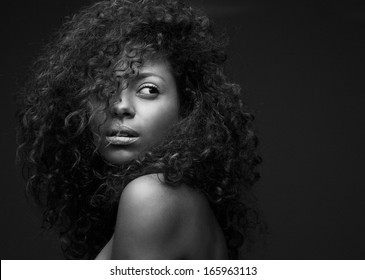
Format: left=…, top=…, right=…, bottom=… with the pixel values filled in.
left=106, top=136, right=139, bottom=145
left=105, top=125, right=139, bottom=146
left=106, top=125, right=139, bottom=137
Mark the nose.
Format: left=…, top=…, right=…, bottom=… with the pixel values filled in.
left=110, top=91, right=135, bottom=118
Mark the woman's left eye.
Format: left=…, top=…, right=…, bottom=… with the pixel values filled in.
left=137, top=83, right=160, bottom=97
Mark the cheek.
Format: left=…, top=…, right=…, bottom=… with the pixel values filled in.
left=90, top=114, right=104, bottom=134
left=89, top=100, right=108, bottom=128
left=89, top=109, right=108, bottom=145
left=142, top=103, right=179, bottom=139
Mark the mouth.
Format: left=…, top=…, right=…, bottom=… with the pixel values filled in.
left=106, top=126, right=139, bottom=146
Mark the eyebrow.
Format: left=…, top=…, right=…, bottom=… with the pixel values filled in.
left=135, top=72, right=166, bottom=82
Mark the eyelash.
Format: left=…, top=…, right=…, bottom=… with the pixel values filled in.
left=137, top=83, right=160, bottom=97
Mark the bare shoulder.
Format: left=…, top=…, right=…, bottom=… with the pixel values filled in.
left=119, top=173, right=187, bottom=210
left=112, top=174, right=205, bottom=259
left=120, top=173, right=209, bottom=214
left=112, top=173, right=226, bottom=259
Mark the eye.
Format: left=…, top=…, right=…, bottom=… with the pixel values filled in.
left=136, top=83, right=160, bottom=98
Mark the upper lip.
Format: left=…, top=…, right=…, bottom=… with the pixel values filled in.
left=106, top=125, right=139, bottom=137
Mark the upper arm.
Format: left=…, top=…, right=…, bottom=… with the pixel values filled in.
left=111, top=174, right=187, bottom=259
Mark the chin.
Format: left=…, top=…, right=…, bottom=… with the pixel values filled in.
left=101, top=148, right=139, bottom=165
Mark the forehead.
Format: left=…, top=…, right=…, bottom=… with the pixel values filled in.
left=114, top=57, right=174, bottom=81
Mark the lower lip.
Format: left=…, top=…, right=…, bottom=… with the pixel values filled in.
left=106, top=136, right=139, bottom=145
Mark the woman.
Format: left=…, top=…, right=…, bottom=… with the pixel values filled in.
left=17, top=0, right=262, bottom=259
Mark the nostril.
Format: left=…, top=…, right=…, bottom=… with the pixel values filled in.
left=111, top=98, right=135, bottom=118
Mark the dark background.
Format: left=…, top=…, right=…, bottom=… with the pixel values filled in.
left=1, top=0, right=364, bottom=259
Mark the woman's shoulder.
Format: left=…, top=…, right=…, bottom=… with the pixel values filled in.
left=117, top=173, right=211, bottom=235
left=111, top=173, right=222, bottom=259
left=120, top=173, right=181, bottom=204
left=120, top=173, right=208, bottom=213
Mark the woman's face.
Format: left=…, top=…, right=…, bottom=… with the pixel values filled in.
left=89, top=58, right=180, bottom=164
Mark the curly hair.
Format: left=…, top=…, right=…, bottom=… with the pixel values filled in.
left=17, top=0, right=263, bottom=259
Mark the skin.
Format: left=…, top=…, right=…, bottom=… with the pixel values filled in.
left=96, top=174, right=229, bottom=259
left=89, top=58, right=180, bottom=164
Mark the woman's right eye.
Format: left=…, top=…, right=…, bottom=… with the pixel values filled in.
left=136, top=83, right=160, bottom=99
